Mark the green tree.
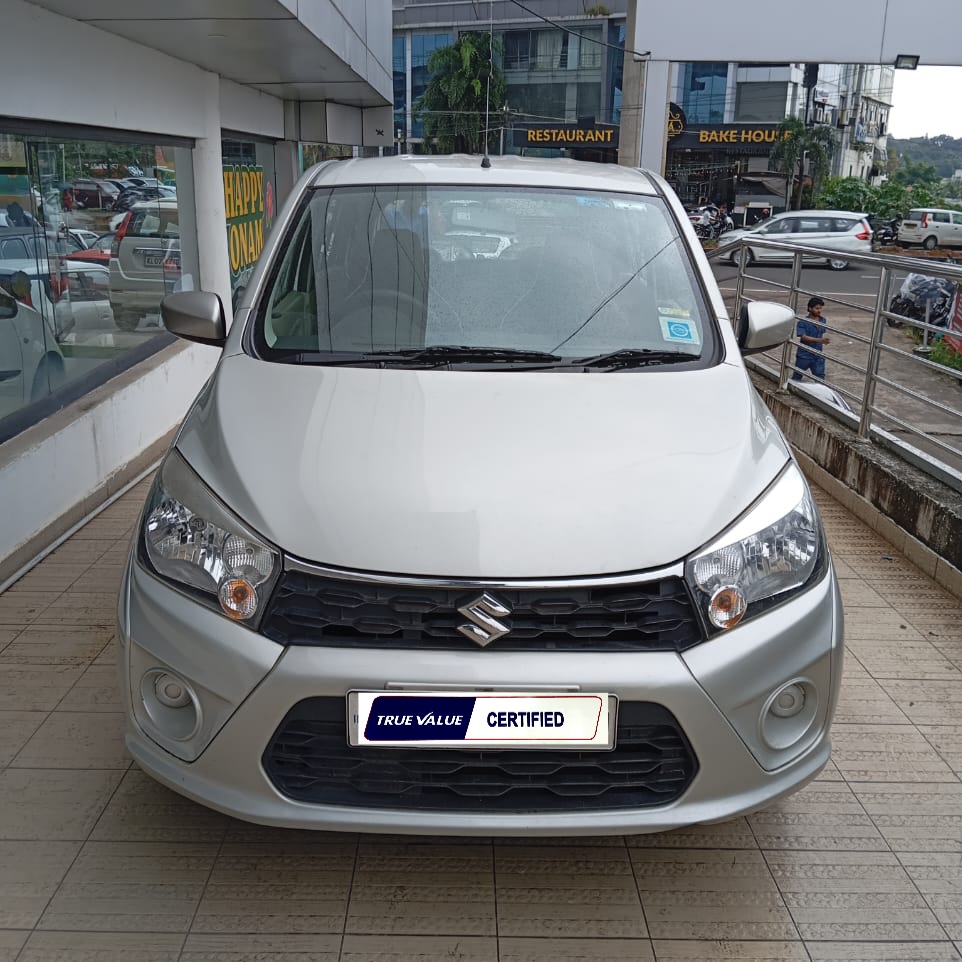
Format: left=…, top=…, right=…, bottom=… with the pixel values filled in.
left=769, top=117, right=837, bottom=209
left=891, top=158, right=941, bottom=187
left=816, top=176, right=877, bottom=215
left=414, top=33, right=506, bottom=155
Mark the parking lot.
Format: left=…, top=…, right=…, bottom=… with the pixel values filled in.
left=1, top=476, right=961, bottom=962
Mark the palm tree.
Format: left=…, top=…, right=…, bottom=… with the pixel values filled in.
left=413, top=33, right=506, bottom=155
left=770, top=117, right=837, bottom=209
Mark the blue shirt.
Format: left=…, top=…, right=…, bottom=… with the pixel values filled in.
left=796, top=316, right=826, bottom=353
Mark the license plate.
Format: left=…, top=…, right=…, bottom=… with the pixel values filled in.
left=348, top=691, right=614, bottom=749
left=144, top=253, right=165, bottom=267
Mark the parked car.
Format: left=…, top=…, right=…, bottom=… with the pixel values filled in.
left=0, top=226, right=85, bottom=261
left=118, top=155, right=844, bottom=835
left=897, top=208, right=962, bottom=250
left=69, top=178, right=121, bottom=210
left=112, top=186, right=178, bottom=212
left=65, top=232, right=113, bottom=267
left=109, top=200, right=181, bottom=330
left=0, top=260, right=113, bottom=338
left=716, top=209, right=873, bottom=270
left=0, top=283, right=66, bottom=420
left=65, top=228, right=102, bottom=249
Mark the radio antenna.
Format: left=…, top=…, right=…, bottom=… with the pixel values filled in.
left=481, top=0, right=493, bottom=168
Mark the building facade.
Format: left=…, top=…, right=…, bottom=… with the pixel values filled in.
left=0, top=0, right=393, bottom=583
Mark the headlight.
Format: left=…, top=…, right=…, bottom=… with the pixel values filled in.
left=685, top=465, right=822, bottom=633
left=141, top=450, right=280, bottom=625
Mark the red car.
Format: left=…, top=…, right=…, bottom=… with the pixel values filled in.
left=62, top=233, right=114, bottom=266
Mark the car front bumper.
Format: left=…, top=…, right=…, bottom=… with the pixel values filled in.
left=117, top=556, right=844, bottom=835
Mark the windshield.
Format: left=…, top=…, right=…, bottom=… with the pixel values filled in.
left=253, top=185, right=715, bottom=369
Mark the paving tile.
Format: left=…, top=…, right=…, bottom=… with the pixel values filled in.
left=89, top=770, right=228, bottom=843
left=0, top=711, right=46, bottom=767
left=17, top=930, right=183, bottom=962
left=180, top=933, right=341, bottom=961
left=837, top=580, right=889, bottom=607
left=10, top=712, right=129, bottom=770
left=5, top=564, right=89, bottom=595
left=0, top=840, right=80, bottom=928
left=69, top=519, right=134, bottom=541
left=340, top=935, right=497, bottom=961
left=919, top=725, right=962, bottom=777
left=44, top=539, right=115, bottom=566
left=830, top=723, right=958, bottom=782
left=631, top=849, right=796, bottom=940
left=0, top=769, right=123, bottom=841
left=843, top=606, right=926, bottom=641
left=33, top=593, right=118, bottom=627
left=56, top=664, right=125, bottom=712
left=68, top=567, right=126, bottom=594
left=0, top=592, right=54, bottom=626
left=499, top=937, right=654, bottom=961
left=0, top=664, right=85, bottom=711
left=831, top=672, right=911, bottom=725
left=854, top=782, right=962, bottom=852
left=0, top=625, right=112, bottom=667
left=899, top=852, right=962, bottom=941
left=652, top=942, right=810, bottom=961
left=194, top=841, right=355, bottom=935
left=37, top=841, right=217, bottom=933
left=846, top=638, right=962, bottom=681
left=806, top=943, right=962, bottom=961
left=879, top=679, right=962, bottom=726
left=0, top=629, right=17, bottom=654
left=496, top=845, right=645, bottom=938
left=0, top=931, right=27, bottom=962
left=766, top=849, right=945, bottom=941
left=626, top=818, right=757, bottom=850
left=750, top=781, right=886, bottom=852
left=349, top=841, right=494, bottom=936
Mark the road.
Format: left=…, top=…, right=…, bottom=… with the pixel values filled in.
left=710, top=259, right=887, bottom=307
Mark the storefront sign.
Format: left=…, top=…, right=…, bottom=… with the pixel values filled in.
left=223, top=164, right=267, bottom=285
left=667, top=103, right=687, bottom=140
left=669, top=123, right=791, bottom=152
left=512, top=124, right=619, bottom=149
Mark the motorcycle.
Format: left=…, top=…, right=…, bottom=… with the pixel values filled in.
left=887, top=271, right=957, bottom=328
left=690, top=205, right=734, bottom=240
left=875, top=218, right=900, bottom=247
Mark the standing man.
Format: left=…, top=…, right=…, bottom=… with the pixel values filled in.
left=793, top=296, right=831, bottom=381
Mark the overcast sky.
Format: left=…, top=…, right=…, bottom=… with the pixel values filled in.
left=889, top=66, right=962, bottom=139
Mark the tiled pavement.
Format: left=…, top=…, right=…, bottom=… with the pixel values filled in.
left=1, top=478, right=962, bottom=962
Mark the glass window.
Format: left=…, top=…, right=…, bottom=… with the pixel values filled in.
left=682, top=63, right=728, bottom=124
left=0, top=128, right=196, bottom=439
left=933, top=212, right=951, bottom=223
left=254, top=185, right=714, bottom=364
left=952, top=214, right=962, bottom=226
left=411, top=33, right=452, bottom=138
left=606, top=20, right=626, bottom=124
left=393, top=35, right=407, bottom=140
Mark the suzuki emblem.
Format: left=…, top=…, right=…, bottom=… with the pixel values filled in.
left=457, top=593, right=511, bottom=646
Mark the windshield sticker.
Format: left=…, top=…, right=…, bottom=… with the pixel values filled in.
left=659, top=315, right=701, bottom=345
left=658, top=306, right=692, bottom=319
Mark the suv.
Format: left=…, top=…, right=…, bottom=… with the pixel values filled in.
left=109, top=200, right=181, bottom=330
left=70, top=179, right=121, bottom=210
left=118, top=155, right=844, bottom=836
left=897, top=208, right=962, bottom=250
left=716, top=209, right=873, bottom=270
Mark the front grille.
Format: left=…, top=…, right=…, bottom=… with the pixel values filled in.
left=260, top=570, right=703, bottom=651
left=263, top=698, right=696, bottom=812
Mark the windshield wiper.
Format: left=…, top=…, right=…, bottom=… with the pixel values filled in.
left=563, top=348, right=698, bottom=370
left=271, top=345, right=565, bottom=367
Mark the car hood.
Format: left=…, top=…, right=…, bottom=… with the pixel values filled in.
left=175, top=354, right=791, bottom=578
left=718, top=228, right=756, bottom=245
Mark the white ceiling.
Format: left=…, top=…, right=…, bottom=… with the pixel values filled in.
left=28, top=0, right=390, bottom=106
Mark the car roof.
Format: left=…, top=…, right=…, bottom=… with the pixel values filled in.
left=127, top=199, right=178, bottom=210
left=774, top=209, right=869, bottom=218
left=309, top=155, right=659, bottom=194
left=907, top=207, right=957, bottom=213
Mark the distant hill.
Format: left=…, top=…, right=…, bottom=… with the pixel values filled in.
left=888, top=135, right=962, bottom=178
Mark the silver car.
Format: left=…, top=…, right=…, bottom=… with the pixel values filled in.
left=717, top=209, right=873, bottom=271
left=117, top=156, right=844, bottom=835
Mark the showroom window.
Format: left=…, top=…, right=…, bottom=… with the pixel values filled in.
left=0, top=124, right=197, bottom=444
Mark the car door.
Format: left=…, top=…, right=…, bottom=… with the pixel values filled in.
left=752, top=216, right=796, bottom=261
left=0, top=290, right=25, bottom=417
left=792, top=216, right=836, bottom=260
left=951, top=213, right=962, bottom=247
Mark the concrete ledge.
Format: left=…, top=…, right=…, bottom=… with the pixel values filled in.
left=751, top=370, right=962, bottom=601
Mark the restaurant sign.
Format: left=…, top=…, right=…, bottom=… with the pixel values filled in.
left=513, top=123, right=619, bottom=149
left=669, top=123, right=791, bottom=153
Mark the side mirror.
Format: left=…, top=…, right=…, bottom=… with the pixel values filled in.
left=0, top=289, right=17, bottom=320
left=737, top=301, right=796, bottom=355
left=161, top=291, right=227, bottom=347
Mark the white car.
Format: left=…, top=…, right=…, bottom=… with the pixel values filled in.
left=0, top=285, right=66, bottom=421
left=119, top=155, right=844, bottom=836
left=897, top=208, right=962, bottom=250
left=717, top=209, right=873, bottom=270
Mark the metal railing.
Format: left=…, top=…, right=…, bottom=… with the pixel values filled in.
left=706, top=238, right=962, bottom=493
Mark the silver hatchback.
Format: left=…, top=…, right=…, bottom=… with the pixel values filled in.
left=117, top=156, right=843, bottom=835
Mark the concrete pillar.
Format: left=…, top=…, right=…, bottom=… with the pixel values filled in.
left=191, top=71, right=232, bottom=323
left=618, top=0, right=643, bottom=168
left=639, top=60, right=671, bottom=174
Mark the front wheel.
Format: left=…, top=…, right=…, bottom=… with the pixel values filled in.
left=113, top=310, right=141, bottom=332
left=923, top=236, right=938, bottom=251
left=827, top=258, right=849, bottom=272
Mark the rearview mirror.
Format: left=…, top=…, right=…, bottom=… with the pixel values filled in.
left=161, top=291, right=227, bottom=347
left=737, top=301, right=796, bottom=355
